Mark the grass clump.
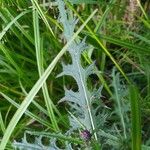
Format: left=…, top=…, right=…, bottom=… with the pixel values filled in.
left=0, top=0, right=150, bottom=149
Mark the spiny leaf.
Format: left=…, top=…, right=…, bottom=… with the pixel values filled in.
left=57, top=0, right=100, bottom=140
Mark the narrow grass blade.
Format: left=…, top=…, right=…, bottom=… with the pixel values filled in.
left=31, top=0, right=55, bottom=37
left=0, top=112, right=5, bottom=133
left=136, top=0, right=148, bottom=20
left=140, top=17, right=150, bottom=29
left=99, top=34, right=150, bottom=53
left=33, top=8, right=59, bottom=131
left=0, top=9, right=97, bottom=150
left=94, top=0, right=115, bottom=33
left=129, top=85, right=141, bottom=150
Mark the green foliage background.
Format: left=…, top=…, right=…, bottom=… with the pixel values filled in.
left=0, top=0, right=150, bottom=149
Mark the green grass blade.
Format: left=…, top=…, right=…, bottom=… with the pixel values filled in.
left=129, top=85, right=141, bottom=150
left=31, top=0, right=55, bottom=37
left=137, top=0, right=148, bottom=20
left=94, top=0, right=113, bottom=72
left=0, top=9, right=97, bottom=150
left=33, top=8, right=59, bottom=131
left=94, top=0, right=115, bottom=33
left=140, top=17, right=150, bottom=29
left=0, top=111, right=5, bottom=133
left=99, top=34, right=150, bottom=53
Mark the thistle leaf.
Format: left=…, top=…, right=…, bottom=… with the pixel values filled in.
left=13, top=131, right=81, bottom=150
left=57, top=0, right=101, bottom=140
